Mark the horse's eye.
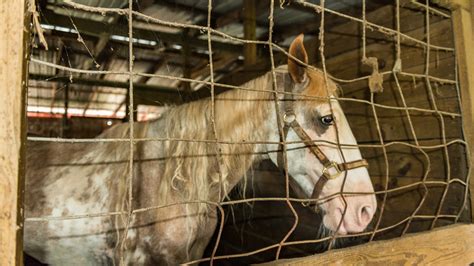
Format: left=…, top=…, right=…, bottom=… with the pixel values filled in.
left=320, top=115, right=334, bottom=126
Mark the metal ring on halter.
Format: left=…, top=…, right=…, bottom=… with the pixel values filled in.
left=283, top=112, right=296, bottom=124
left=322, top=161, right=342, bottom=180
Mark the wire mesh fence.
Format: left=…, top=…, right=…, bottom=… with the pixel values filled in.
left=25, top=0, right=471, bottom=264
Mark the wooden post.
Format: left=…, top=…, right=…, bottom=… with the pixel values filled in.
left=243, top=0, right=257, bottom=67
left=182, top=29, right=192, bottom=92
left=62, top=83, right=69, bottom=138
left=436, top=0, right=474, bottom=221
left=0, top=0, right=29, bottom=265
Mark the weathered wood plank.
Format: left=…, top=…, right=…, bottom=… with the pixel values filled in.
left=325, top=18, right=454, bottom=82
left=344, top=104, right=463, bottom=143
left=0, top=0, right=29, bottom=265
left=323, top=1, right=446, bottom=59
left=448, top=0, right=474, bottom=222
left=260, top=224, right=474, bottom=265
left=342, top=79, right=460, bottom=112
left=243, top=0, right=257, bottom=67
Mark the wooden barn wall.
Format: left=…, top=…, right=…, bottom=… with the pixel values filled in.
left=327, top=4, right=470, bottom=232
left=204, top=3, right=471, bottom=265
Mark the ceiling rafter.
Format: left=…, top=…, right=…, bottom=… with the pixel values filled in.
left=40, top=9, right=247, bottom=54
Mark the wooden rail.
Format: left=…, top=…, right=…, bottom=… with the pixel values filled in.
left=261, top=224, right=474, bottom=265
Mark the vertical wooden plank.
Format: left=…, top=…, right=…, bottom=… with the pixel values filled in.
left=0, top=0, right=29, bottom=265
left=181, top=29, right=192, bottom=92
left=243, top=0, right=257, bottom=66
left=449, top=1, right=474, bottom=221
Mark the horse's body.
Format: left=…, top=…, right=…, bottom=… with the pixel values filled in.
left=25, top=122, right=220, bottom=264
left=24, top=35, right=377, bottom=265
left=24, top=82, right=271, bottom=264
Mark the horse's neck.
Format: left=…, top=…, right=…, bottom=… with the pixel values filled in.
left=211, top=78, right=277, bottom=195
left=147, top=72, right=277, bottom=203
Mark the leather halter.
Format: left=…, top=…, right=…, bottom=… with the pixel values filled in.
left=276, top=72, right=368, bottom=205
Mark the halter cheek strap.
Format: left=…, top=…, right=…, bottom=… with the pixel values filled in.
left=276, top=72, right=368, bottom=204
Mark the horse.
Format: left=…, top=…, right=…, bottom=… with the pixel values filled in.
left=24, top=34, right=377, bottom=265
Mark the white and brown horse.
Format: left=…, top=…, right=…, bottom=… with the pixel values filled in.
left=24, top=35, right=376, bottom=265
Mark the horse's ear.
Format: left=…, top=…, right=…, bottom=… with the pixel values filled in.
left=288, top=34, right=308, bottom=84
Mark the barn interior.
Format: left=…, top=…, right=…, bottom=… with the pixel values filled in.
left=28, top=0, right=471, bottom=264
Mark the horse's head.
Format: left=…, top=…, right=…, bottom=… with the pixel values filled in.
left=268, top=35, right=377, bottom=235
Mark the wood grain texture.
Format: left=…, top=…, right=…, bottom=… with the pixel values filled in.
left=243, top=0, right=257, bottom=66
left=0, top=0, right=28, bottom=265
left=450, top=0, right=474, bottom=222
left=259, top=224, right=474, bottom=266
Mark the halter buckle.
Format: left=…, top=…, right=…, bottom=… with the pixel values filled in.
left=283, top=112, right=296, bottom=124
left=322, top=161, right=342, bottom=180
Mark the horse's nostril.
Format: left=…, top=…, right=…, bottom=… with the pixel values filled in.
left=359, top=205, right=373, bottom=225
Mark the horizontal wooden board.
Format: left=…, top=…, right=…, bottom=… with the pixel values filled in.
left=343, top=105, right=463, bottom=143
left=324, top=19, right=454, bottom=81
left=334, top=52, right=457, bottom=104
left=341, top=80, right=460, bottom=112
left=259, top=224, right=474, bottom=266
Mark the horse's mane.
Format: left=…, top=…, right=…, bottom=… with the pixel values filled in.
left=156, top=70, right=275, bottom=214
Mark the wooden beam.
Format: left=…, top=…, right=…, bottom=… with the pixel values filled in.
left=0, top=0, right=29, bottom=265
left=29, top=96, right=122, bottom=106
left=30, top=65, right=239, bottom=107
left=136, top=56, right=168, bottom=84
left=30, top=84, right=125, bottom=95
left=445, top=0, right=474, bottom=221
left=275, top=0, right=394, bottom=41
left=29, top=73, right=184, bottom=105
left=190, top=54, right=237, bottom=79
left=260, top=224, right=474, bottom=265
left=243, top=0, right=257, bottom=67
left=41, top=9, right=245, bottom=54
left=181, top=29, right=192, bottom=91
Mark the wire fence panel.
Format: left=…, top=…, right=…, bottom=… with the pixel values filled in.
left=24, top=0, right=471, bottom=265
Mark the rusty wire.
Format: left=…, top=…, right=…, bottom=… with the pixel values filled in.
left=25, top=0, right=471, bottom=265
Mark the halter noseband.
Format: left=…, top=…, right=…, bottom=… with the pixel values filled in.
left=276, top=72, right=368, bottom=205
